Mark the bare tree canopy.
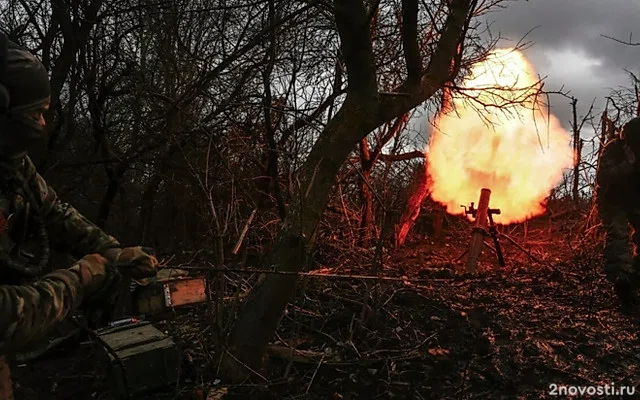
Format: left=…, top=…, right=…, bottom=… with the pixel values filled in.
left=8, top=0, right=623, bottom=394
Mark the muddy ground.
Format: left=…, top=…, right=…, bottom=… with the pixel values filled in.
left=12, top=204, right=640, bottom=399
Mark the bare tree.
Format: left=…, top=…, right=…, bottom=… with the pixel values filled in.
left=567, top=96, right=594, bottom=202
left=2, top=0, right=509, bottom=381
left=222, top=0, right=495, bottom=380
left=355, top=114, right=411, bottom=247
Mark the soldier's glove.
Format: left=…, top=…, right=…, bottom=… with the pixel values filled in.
left=69, top=253, right=114, bottom=296
left=103, top=246, right=159, bottom=280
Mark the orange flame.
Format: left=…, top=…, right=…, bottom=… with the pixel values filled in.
left=426, top=48, right=574, bottom=224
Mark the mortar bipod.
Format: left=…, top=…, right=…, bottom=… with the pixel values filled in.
left=486, top=208, right=505, bottom=267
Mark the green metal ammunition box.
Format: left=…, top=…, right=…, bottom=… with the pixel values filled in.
left=96, top=321, right=180, bottom=398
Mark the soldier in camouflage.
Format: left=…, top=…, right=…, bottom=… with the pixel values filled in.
left=0, top=254, right=154, bottom=398
left=595, top=116, right=640, bottom=312
left=0, top=34, right=159, bottom=398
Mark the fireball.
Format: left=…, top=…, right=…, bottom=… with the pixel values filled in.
left=426, top=48, right=574, bottom=224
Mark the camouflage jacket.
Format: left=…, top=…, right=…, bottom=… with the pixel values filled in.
left=0, top=268, right=83, bottom=353
left=0, top=155, right=120, bottom=276
left=0, top=154, right=119, bottom=353
left=595, top=137, right=640, bottom=205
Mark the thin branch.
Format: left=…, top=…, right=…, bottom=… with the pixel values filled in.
left=352, top=0, right=473, bottom=134
left=378, top=150, right=425, bottom=162
left=601, top=33, right=640, bottom=46
left=334, top=0, right=378, bottom=97
left=401, top=0, right=421, bottom=82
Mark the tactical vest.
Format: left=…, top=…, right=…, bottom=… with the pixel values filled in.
left=0, top=166, right=49, bottom=284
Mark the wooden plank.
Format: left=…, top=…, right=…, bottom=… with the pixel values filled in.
left=135, top=277, right=208, bottom=314
left=163, top=277, right=207, bottom=307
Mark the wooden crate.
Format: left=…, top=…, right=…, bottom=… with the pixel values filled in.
left=134, top=276, right=208, bottom=314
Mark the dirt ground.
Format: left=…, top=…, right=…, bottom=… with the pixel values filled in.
left=12, top=203, right=640, bottom=399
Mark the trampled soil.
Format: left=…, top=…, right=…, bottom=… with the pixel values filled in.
left=12, top=204, right=640, bottom=399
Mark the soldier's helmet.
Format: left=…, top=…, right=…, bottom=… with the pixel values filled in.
left=620, top=117, right=640, bottom=149
left=0, top=33, right=51, bottom=157
left=0, top=33, right=50, bottom=113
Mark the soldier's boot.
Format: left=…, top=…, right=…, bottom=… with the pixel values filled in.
left=601, top=207, right=636, bottom=312
left=604, top=259, right=639, bottom=314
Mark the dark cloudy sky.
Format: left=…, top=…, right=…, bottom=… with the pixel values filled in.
left=485, top=0, right=640, bottom=134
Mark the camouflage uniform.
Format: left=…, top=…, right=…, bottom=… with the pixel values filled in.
left=0, top=155, right=120, bottom=280
left=0, top=269, right=84, bottom=353
left=0, top=252, right=116, bottom=398
left=0, top=269, right=82, bottom=398
left=0, top=33, right=158, bottom=398
left=0, top=155, right=120, bottom=399
left=595, top=117, right=640, bottom=306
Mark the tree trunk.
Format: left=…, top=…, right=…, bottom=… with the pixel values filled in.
left=571, top=97, right=580, bottom=202
left=394, top=161, right=429, bottom=247
left=138, top=169, right=164, bottom=244
left=393, top=62, right=458, bottom=247
left=222, top=0, right=476, bottom=381
left=96, top=167, right=125, bottom=229
left=223, top=99, right=375, bottom=378
left=358, top=138, right=374, bottom=247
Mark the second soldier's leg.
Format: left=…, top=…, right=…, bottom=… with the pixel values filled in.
left=600, top=203, right=633, bottom=281
left=598, top=202, right=636, bottom=308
